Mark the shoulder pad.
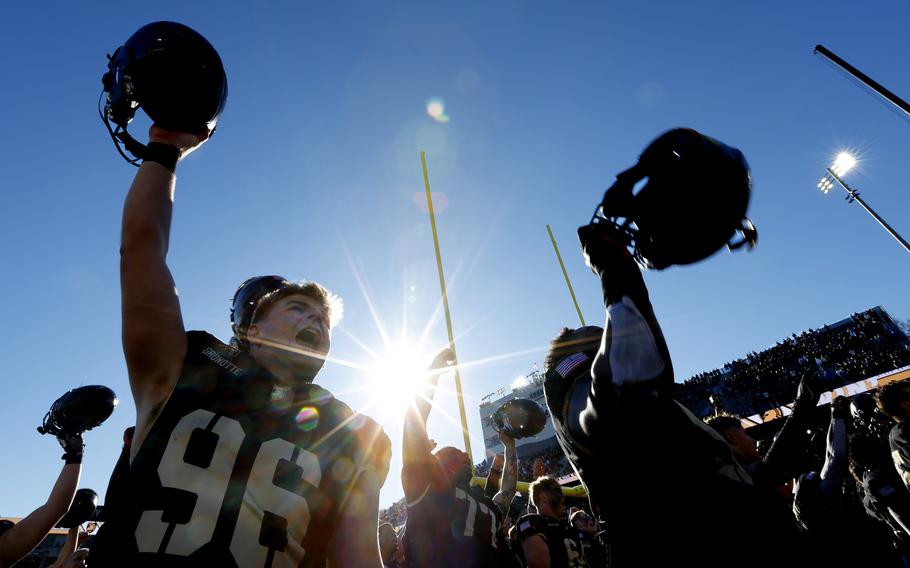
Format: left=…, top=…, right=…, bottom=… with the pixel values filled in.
left=179, top=331, right=248, bottom=392
left=515, top=514, right=552, bottom=543
left=543, top=355, right=590, bottom=424
left=186, top=330, right=233, bottom=355
left=309, top=390, right=392, bottom=486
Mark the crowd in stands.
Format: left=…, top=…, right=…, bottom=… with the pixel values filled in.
left=676, top=307, right=910, bottom=418
left=380, top=498, right=408, bottom=529
left=516, top=445, right=573, bottom=481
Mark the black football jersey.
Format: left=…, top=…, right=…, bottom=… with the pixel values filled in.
left=91, top=331, right=391, bottom=567
left=402, top=459, right=503, bottom=568
left=513, top=514, right=587, bottom=568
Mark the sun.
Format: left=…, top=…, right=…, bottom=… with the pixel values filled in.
left=367, top=338, right=435, bottom=412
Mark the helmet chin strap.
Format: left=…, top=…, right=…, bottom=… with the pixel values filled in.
left=98, top=89, right=146, bottom=165
left=115, top=128, right=148, bottom=161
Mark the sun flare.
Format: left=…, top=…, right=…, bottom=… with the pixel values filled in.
left=368, top=338, right=435, bottom=411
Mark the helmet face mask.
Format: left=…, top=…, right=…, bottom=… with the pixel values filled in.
left=101, top=21, right=228, bottom=164
left=590, top=128, right=757, bottom=270
left=38, top=385, right=118, bottom=438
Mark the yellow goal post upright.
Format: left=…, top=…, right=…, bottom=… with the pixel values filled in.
left=420, top=152, right=587, bottom=499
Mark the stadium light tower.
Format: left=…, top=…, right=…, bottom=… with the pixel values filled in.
left=818, top=152, right=910, bottom=254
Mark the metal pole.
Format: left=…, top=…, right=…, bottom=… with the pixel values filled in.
left=420, top=151, right=475, bottom=467
left=814, top=44, right=910, bottom=121
left=546, top=224, right=586, bottom=326
left=827, top=168, right=910, bottom=254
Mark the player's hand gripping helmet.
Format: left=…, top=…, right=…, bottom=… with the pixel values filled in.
left=230, top=275, right=289, bottom=350
left=587, top=128, right=757, bottom=270
left=100, top=21, right=228, bottom=164
left=37, top=385, right=118, bottom=439
left=491, top=398, right=548, bottom=439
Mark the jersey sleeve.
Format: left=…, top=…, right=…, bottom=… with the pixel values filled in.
left=320, top=396, right=393, bottom=489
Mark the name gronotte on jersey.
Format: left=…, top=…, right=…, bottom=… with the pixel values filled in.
left=402, top=459, right=503, bottom=568
left=92, top=331, right=391, bottom=568
left=514, top=514, right=587, bottom=568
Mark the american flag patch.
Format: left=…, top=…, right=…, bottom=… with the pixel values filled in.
left=554, top=352, right=590, bottom=379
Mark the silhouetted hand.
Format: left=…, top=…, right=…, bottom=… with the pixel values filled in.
left=57, top=431, right=84, bottom=464
left=148, top=124, right=212, bottom=159
left=428, top=347, right=456, bottom=373
left=794, top=371, right=822, bottom=409
left=831, top=396, right=851, bottom=420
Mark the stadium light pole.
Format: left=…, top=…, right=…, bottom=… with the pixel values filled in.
left=818, top=152, right=910, bottom=255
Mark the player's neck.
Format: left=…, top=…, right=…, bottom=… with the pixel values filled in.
left=542, top=510, right=560, bottom=521
left=255, top=356, right=316, bottom=389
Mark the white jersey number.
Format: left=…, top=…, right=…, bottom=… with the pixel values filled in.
left=454, top=487, right=498, bottom=548
left=135, top=409, right=321, bottom=566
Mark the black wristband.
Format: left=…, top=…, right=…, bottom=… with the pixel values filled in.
left=63, top=452, right=83, bottom=465
left=143, top=142, right=180, bottom=173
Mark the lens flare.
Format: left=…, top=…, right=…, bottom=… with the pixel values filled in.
left=426, top=97, right=450, bottom=123
left=295, top=406, right=320, bottom=431
left=831, top=152, right=857, bottom=176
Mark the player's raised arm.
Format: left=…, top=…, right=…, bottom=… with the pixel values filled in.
left=0, top=463, right=80, bottom=568
left=402, top=348, right=455, bottom=466
left=493, top=430, right=518, bottom=514
left=120, top=126, right=208, bottom=420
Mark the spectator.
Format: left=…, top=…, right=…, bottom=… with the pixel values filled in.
left=677, top=308, right=910, bottom=419
left=707, top=372, right=820, bottom=493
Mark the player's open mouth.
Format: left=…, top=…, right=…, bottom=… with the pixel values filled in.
left=295, top=328, right=321, bottom=348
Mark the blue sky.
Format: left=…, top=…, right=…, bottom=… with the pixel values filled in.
left=3, top=0, right=910, bottom=514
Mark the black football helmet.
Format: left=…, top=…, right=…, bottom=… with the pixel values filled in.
left=588, top=128, right=757, bottom=270
left=58, top=488, right=99, bottom=529
left=230, top=275, right=289, bottom=349
left=100, top=21, right=228, bottom=164
left=37, top=385, right=118, bottom=438
left=491, top=398, right=548, bottom=439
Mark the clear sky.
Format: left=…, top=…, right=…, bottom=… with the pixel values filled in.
left=3, top=0, right=910, bottom=515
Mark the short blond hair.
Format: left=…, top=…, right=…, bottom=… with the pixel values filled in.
left=529, top=476, right=562, bottom=509
left=251, top=281, right=343, bottom=328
